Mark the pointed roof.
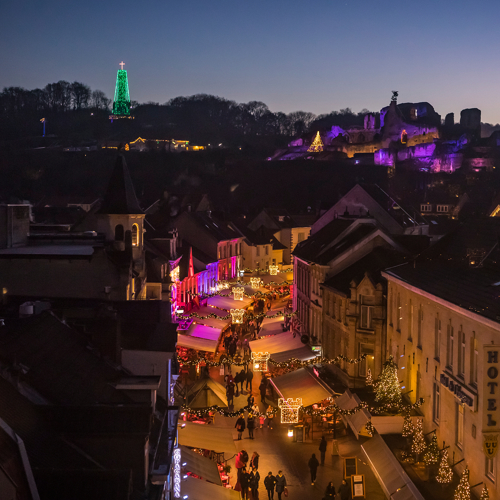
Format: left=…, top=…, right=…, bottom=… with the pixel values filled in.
left=98, top=155, right=143, bottom=215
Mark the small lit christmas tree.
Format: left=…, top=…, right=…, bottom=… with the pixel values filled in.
left=436, top=449, right=453, bottom=485
left=402, top=414, right=414, bottom=437
left=411, top=418, right=426, bottom=458
left=375, top=355, right=402, bottom=406
left=366, top=368, right=373, bottom=387
left=308, top=131, right=324, bottom=152
left=454, top=466, right=470, bottom=500
left=365, top=421, right=375, bottom=437
left=424, top=433, right=440, bottom=465
left=479, top=485, right=489, bottom=500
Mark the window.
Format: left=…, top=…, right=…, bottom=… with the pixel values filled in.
left=447, top=321, right=454, bottom=369
left=486, top=456, right=496, bottom=482
left=435, top=313, right=441, bottom=360
left=457, top=403, right=464, bottom=449
left=471, top=334, right=478, bottom=385
left=256, top=246, right=260, bottom=257
left=421, top=204, right=432, bottom=212
left=265, top=246, right=269, bottom=256
left=437, top=205, right=449, bottom=213
left=408, top=300, right=413, bottom=341
left=388, top=289, right=393, bottom=326
left=458, top=330, right=466, bottom=377
left=359, top=343, right=374, bottom=377
left=114, top=224, right=124, bottom=241
left=360, top=305, right=373, bottom=329
left=131, top=224, right=139, bottom=247
left=433, top=383, right=440, bottom=423
left=417, top=305, right=423, bottom=348
left=397, top=293, right=401, bottom=331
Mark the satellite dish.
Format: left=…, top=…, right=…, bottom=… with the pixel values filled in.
left=301, top=335, right=310, bottom=344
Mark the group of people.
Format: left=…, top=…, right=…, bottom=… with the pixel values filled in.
left=234, top=399, right=275, bottom=440
left=323, top=480, right=352, bottom=500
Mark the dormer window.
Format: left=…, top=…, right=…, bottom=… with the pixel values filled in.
left=437, top=205, right=449, bottom=213
left=132, top=224, right=139, bottom=246
left=421, top=204, right=432, bottom=212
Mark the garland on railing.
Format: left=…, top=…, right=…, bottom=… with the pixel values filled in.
left=173, top=283, right=291, bottom=300
left=178, top=353, right=367, bottom=368
left=176, top=310, right=296, bottom=322
left=181, top=403, right=280, bottom=418
left=239, top=267, right=293, bottom=274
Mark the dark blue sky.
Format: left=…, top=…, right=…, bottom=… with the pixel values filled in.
left=2, top=0, right=500, bottom=123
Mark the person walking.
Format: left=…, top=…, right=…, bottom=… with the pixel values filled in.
left=250, top=451, right=260, bottom=470
left=249, top=321, right=256, bottom=340
left=325, top=481, right=336, bottom=498
left=227, top=383, right=235, bottom=407
left=264, top=472, right=276, bottom=500
left=240, top=466, right=250, bottom=499
left=246, top=368, right=254, bottom=391
left=247, top=413, right=255, bottom=439
left=275, top=471, right=286, bottom=500
left=235, top=414, right=246, bottom=440
left=338, top=479, right=351, bottom=500
left=259, top=378, right=267, bottom=403
left=247, top=394, right=255, bottom=408
left=259, top=413, right=265, bottom=429
left=266, top=405, right=274, bottom=429
left=308, top=453, right=319, bottom=485
left=249, top=467, right=260, bottom=499
left=319, top=435, right=327, bottom=465
left=238, top=369, right=246, bottom=392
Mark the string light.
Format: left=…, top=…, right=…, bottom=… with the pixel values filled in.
left=436, top=449, right=453, bottom=484
left=365, top=368, right=373, bottom=387
left=308, top=131, right=324, bottom=153
left=401, top=413, right=414, bottom=438
left=411, top=418, right=426, bottom=457
left=365, top=421, right=375, bottom=437
left=454, top=466, right=470, bottom=500
left=375, top=356, right=402, bottom=406
left=424, top=433, right=440, bottom=465
left=278, top=398, right=302, bottom=423
left=479, top=485, right=489, bottom=500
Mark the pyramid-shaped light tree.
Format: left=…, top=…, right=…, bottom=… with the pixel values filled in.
left=308, top=131, right=324, bottom=152
left=375, top=355, right=402, bottom=406
left=411, top=418, right=426, bottom=459
left=454, top=466, right=470, bottom=500
left=436, top=449, right=453, bottom=485
left=366, top=368, right=373, bottom=387
left=423, top=433, right=440, bottom=465
left=479, top=485, right=489, bottom=500
left=402, top=413, right=414, bottom=437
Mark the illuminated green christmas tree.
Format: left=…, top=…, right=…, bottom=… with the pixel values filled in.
left=402, top=414, right=414, bottom=437
left=454, top=466, right=470, bottom=500
left=479, top=485, right=489, bottom=500
left=411, top=418, right=426, bottom=458
left=112, top=62, right=131, bottom=116
left=424, top=433, right=440, bottom=465
left=375, top=355, right=402, bottom=406
left=436, top=449, right=453, bottom=484
left=308, top=131, right=324, bottom=152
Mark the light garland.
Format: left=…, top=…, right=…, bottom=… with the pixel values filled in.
left=402, top=413, right=414, bottom=437
left=436, top=449, right=453, bottom=484
left=454, top=466, right=470, bottom=500
left=411, top=418, right=426, bottom=456
left=279, top=398, right=302, bottom=423
left=239, top=267, right=293, bottom=274
left=365, top=421, right=375, bottom=437
left=230, top=309, right=245, bottom=324
left=480, top=485, right=489, bottom=500
left=251, top=352, right=270, bottom=372
left=424, top=433, right=440, bottom=465
left=176, top=309, right=296, bottom=322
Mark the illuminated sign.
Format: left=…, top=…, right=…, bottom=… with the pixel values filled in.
left=250, top=277, right=262, bottom=289
left=440, top=373, right=476, bottom=409
left=170, top=266, right=180, bottom=282
left=251, top=352, right=270, bottom=372
left=278, top=398, right=302, bottom=424
left=269, top=265, right=279, bottom=275
left=173, top=447, right=181, bottom=498
left=483, top=345, right=500, bottom=457
left=232, top=287, right=244, bottom=301
left=230, top=309, right=245, bottom=324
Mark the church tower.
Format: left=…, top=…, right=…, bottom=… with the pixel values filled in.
left=111, top=62, right=131, bottom=118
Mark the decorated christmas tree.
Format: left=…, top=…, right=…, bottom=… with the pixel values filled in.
left=454, top=466, right=470, bottom=500
left=365, top=420, right=375, bottom=437
left=479, top=485, right=489, bottom=500
left=436, top=449, right=453, bottom=484
left=423, top=433, right=440, bottom=465
left=366, top=368, right=373, bottom=387
left=411, top=418, right=426, bottom=458
left=402, top=414, right=414, bottom=437
left=375, top=355, right=402, bottom=406
left=307, top=131, right=324, bottom=152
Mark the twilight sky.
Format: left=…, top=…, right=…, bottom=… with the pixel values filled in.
left=2, top=0, right=500, bottom=123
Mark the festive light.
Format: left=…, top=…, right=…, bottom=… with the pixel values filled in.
left=250, top=277, right=262, bottom=289
left=436, top=449, right=453, bottom=484
left=308, top=131, right=324, bottom=153
left=454, top=466, right=470, bottom=500
left=279, top=398, right=302, bottom=424
left=365, top=368, right=373, bottom=387
left=479, top=485, right=489, bottom=500
left=218, top=280, right=230, bottom=290
left=173, top=448, right=181, bottom=498
left=251, top=352, right=270, bottom=372
left=170, top=266, right=180, bottom=282
left=375, top=356, right=402, bottom=407
left=112, top=67, right=131, bottom=116
left=424, top=433, right=440, bottom=465
left=230, top=309, right=245, bottom=324
left=232, top=286, right=244, bottom=301
left=269, top=265, right=279, bottom=275
left=365, top=421, right=375, bottom=437
left=287, top=428, right=294, bottom=437
left=401, top=414, right=414, bottom=438
left=411, top=418, right=426, bottom=457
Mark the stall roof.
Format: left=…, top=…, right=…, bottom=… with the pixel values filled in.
left=192, top=306, right=230, bottom=329
left=271, top=346, right=316, bottom=363
left=177, top=421, right=236, bottom=455
left=182, top=475, right=240, bottom=500
left=186, top=377, right=228, bottom=408
left=362, top=434, right=425, bottom=500
left=270, top=368, right=334, bottom=407
left=259, top=315, right=285, bottom=337
left=260, top=273, right=290, bottom=285
left=179, top=445, right=222, bottom=485
left=335, top=389, right=371, bottom=438
left=177, top=334, right=218, bottom=353
left=184, top=323, right=222, bottom=341
left=249, top=331, right=304, bottom=354
left=208, top=293, right=252, bottom=310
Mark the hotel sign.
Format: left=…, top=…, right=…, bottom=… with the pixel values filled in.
left=483, top=345, right=500, bottom=458
left=440, top=373, right=476, bottom=410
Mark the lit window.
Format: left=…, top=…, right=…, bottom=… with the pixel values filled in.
left=132, top=224, right=139, bottom=247
left=457, top=403, right=464, bottom=448
left=433, top=383, right=440, bottom=424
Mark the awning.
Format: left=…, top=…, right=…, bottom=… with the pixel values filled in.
left=260, top=273, right=290, bottom=285
left=192, top=306, right=230, bottom=329
left=185, top=322, right=222, bottom=342
left=177, top=334, right=218, bottom=353
left=270, top=346, right=316, bottom=363
left=362, top=434, right=425, bottom=500
left=249, top=331, right=304, bottom=354
left=179, top=445, right=222, bottom=485
left=208, top=293, right=252, bottom=310
left=182, top=475, right=240, bottom=500
left=259, top=314, right=285, bottom=337
left=186, top=377, right=228, bottom=408
left=335, top=389, right=370, bottom=438
left=177, top=421, right=236, bottom=455
left=270, top=367, right=334, bottom=407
